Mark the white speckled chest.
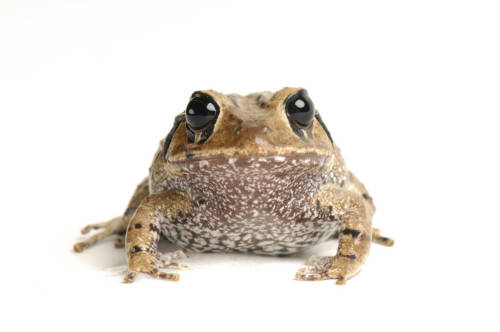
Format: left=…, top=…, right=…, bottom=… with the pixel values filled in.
left=152, top=153, right=343, bottom=255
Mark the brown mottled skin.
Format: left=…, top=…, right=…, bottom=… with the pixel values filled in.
left=74, top=87, right=393, bottom=284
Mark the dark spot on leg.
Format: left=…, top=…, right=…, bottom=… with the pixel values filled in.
left=340, top=254, right=356, bottom=259
left=340, top=180, right=345, bottom=187
left=185, top=152, right=194, bottom=160
left=178, top=211, right=184, bottom=218
left=131, top=246, right=143, bottom=253
left=316, top=200, right=320, bottom=210
left=342, top=228, right=361, bottom=238
left=134, top=223, right=142, bottom=229
left=328, top=205, right=333, bottom=216
left=362, top=193, right=372, bottom=201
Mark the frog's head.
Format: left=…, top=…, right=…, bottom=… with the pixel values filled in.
left=164, top=87, right=335, bottom=167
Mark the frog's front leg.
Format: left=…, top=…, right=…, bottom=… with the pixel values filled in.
left=295, top=184, right=392, bottom=285
left=123, top=189, right=191, bottom=283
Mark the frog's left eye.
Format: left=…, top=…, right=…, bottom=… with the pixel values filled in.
left=185, top=93, right=219, bottom=130
left=285, top=90, right=315, bottom=127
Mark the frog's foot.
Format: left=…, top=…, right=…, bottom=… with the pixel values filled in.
left=123, top=250, right=188, bottom=283
left=295, top=255, right=361, bottom=285
left=73, top=216, right=127, bottom=252
left=160, top=250, right=190, bottom=270
left=295, top=256, right=334, bottom=281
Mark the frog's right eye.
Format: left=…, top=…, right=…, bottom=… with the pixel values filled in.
left=284, top=89, right=315, bottom=127
left=185, top=93, right=219, bottom=130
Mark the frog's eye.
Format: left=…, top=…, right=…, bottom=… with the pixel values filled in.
left=285, top=90, right=315, bottom=127
left=185, top=93, right=219, bottom=130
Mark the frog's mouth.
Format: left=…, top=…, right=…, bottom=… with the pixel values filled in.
left=166, top=150, right=333, bottom=176
left=168, top=145, right=333, bottom=164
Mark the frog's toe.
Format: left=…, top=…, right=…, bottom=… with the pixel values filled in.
left=123, top=271, right=137, bottom=283
left=295, top=267, right=328, bottom=281
left=80, top=221, right=108, bottom=234
left=161, top=262, right=190, bottom=270
left=326, top=255, right=364, bottom=285
left=73, top=241, right=89, bottom=253
left=295, top=256, right=334, bottom=281
left=153, top=269, right=181, bottom=281
left=123, top=269, right=180, bottom=283
left=372, top=228, right=395, bottom=247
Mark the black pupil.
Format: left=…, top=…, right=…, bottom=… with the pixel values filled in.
left=285, top=90, right=314, bottom=126
left=186, top=94, right=217, bottom=129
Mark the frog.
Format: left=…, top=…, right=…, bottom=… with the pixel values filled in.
left=73, top=87, right=393, bottom=284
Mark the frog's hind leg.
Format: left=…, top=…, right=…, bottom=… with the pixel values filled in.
left=73, top=177, right=150, bottom=252
left=80, top=221, right=109, bottom=234
left=74, top=216, right=128, bottom=252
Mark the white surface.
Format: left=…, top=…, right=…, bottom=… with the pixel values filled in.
left=1, top=1, right=499, bottom=331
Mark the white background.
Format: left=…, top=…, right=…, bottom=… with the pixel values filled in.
left=1, top=0, right=499, bottom=331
